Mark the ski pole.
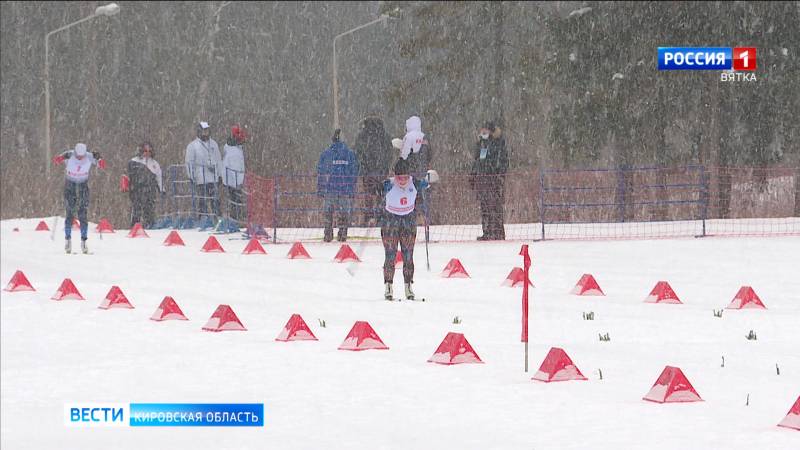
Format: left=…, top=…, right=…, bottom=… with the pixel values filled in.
left=422, top=187, right=431, bottom=271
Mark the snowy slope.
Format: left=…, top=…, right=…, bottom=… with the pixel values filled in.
left=1, top=218, right=798, bottom=449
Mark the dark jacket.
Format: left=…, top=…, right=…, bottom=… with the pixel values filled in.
left=354, top=117, right=393, bottom=177
left=471, top=136, right=508, bottom=176
left=127, top=158, right=160, bottom=199
left=317, top=141, right=360, bottom=196
left=406, top=140, right=432, bottom=179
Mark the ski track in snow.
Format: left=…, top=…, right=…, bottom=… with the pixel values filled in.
left=2, top=218, right=798, bottom=449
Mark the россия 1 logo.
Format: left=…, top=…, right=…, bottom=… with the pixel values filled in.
left=658, top=47, right=757, bottom=82
left=732, top=47, right=757, bottom=71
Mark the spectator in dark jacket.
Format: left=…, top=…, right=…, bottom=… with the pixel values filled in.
left=317, top=129, right=360, bottom=242
left=127, top=141, right=163, bottom=228
left=354, top=116, right=393, bottom=225
left=469, top=121, right=509, bottom=240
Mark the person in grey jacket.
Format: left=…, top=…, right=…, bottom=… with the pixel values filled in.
left=185, top=121, right=222, bottom=220
left=222, top=125, right=247, bottom=224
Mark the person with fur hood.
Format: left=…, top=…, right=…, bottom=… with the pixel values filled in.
left=127, top=141, right=163, bottom=228
left=353, top=116, right=393, bottom=225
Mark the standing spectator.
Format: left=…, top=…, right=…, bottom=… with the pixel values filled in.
left=399, top=115, right=432, bottom=178
left=127, top=141, right=163, bottom=228
left=399, top=115, right=433, bottom=213
left=52, top=143, right=105, bottom=254
left=353, top=116, right=393, bottom=225
left=222, top=125, right=247, bottom=225
left=469, top=121, right=509, bottom=240
left=317, top=129, right=359, bottom=242
left=185, top=121, right=222, bottom=220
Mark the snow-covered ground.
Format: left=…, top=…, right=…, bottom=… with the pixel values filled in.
left=1, top=217, right=798, bottom=449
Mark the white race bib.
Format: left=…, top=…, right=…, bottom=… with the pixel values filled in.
left=65, top=156, right=93, bottom=182
left=385, top=180, right=417, bottom=216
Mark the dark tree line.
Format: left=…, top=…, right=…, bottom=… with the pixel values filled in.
left=1, top=1, right=798, bottom=225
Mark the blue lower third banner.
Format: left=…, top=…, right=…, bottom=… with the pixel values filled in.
left=129, top=403, right=264, bottom=427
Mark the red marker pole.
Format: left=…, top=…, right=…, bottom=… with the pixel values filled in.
left=520, top=244, right=531, bottom=372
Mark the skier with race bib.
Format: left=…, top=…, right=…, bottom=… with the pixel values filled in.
left=381, top=158, right=429, bottom=301
left=52, top=143, right=106, bottom=254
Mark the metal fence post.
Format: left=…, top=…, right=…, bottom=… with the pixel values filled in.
left=539, top=168, right=546, bottom=241
left=189, top=164, right=197, bottom=222
left=616, top=165, right=626, bottom=223
left=169, top=166, right=176, bottom=227
left=272, top=176, right=279, bottom=244
left=700, top=165, right=708, bottom=237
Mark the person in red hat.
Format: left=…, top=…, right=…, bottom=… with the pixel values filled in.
left=222, top=125, right=247, bottom=225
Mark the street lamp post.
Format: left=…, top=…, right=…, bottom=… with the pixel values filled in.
left=44, top=3, right=120, bottom=176
left=332, top=14, right=391, bottom=131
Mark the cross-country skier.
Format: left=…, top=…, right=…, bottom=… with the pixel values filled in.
left=381, top=158, right=428, bottom=301
left=52, top=143, right=106, bottom=254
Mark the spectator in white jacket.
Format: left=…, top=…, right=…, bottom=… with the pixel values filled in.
left=185, top=121, right=222, bottom=219
left=222, top=125, right=247, bottom=224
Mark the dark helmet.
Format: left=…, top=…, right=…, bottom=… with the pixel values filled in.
left=393, top=158, right=411, bottom=176
left=138, top=141, right=155, bottom=158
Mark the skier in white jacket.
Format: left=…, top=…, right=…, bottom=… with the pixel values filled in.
left=185, top=121, right=222, bottom=220
left=52, top=142, right=106, bottom=254
left=222, top=125, right=247, bottom=225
